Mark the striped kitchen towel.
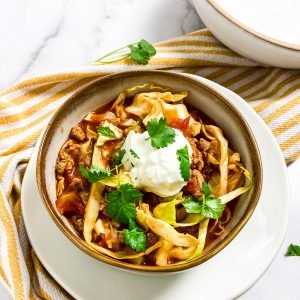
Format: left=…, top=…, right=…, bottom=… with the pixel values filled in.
left=0, top=29, right=299, bottom=299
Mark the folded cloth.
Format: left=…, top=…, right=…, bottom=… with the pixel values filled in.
left=0, top=29, right=299, bottom=299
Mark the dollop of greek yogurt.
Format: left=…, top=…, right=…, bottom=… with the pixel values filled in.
left=122, top=129, right=192, bottom=197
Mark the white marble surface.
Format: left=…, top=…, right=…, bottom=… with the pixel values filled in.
left=0, top=0, right=299, bottom=299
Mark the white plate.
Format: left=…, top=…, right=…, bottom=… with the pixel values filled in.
left=22, top=76, right=289, bottom=300
left=193, top=0, right=300, bottom=68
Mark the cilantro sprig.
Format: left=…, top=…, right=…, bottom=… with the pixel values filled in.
left=146, top=117, right=176, bottom=149
left=286, top=244, right=300, bottom=256
left=106, top=184, right=143, bottom=224
left=97, top=126, right=115, bottom=137
left=111, top=148, right=126, bottom=167
left=183, top=181, right=225, bottom=219
left=79, top=165, right=112, bottom=183
left=124, top=219, right=147, bottom=252
left=95, top=39, right=156, bottom=65
left=176, top=145, right=190, bottom=181
left=79, top=151, right=125, bottom=182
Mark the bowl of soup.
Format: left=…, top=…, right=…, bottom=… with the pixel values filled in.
left=36, top=70, right=262, bottom=272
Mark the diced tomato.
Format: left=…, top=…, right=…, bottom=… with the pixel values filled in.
left=168, top=117, right=190, bottom=132
left=56, top=191, right=85, bottom=216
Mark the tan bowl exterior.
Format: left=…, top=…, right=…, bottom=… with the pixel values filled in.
left=37, top=70, right=262, bottom=273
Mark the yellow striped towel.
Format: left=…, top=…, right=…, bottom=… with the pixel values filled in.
left=0, top=29, right=299, bottom=299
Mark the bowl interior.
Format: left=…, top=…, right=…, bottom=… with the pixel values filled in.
left=37, top=71, right=262, bottom=272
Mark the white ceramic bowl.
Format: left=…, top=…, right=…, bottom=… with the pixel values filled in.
left=193, top=0, right=300, bottom=68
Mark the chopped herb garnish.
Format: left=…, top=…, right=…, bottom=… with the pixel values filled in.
left=146, top=117, right=176, bottom=149
left=130, top=149, right=140, bottom=159
left=183, top=181, right=225, bottom=219
left=128, top=39, right=156, bottom=65
left=202, top=180, right=212, bottom=198
left=286, top=244, right=300, bottom=256
left=182, top=196, right=202, bottom=213
left=124, top=219, right=147, bottom=252
left=79, top=165, right=112, bottom=183
left=97, top=126, right=115, bottom=137
left=176, top=145, right=190, bottom=181
left=201, top=197, right=225, bottom=219
left=111, top=149, right=126, bottom=167
left=106, top=184, right=143, bottom=224
left=95, top=39, right=156, bottom=65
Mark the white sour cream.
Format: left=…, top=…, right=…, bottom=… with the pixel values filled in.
left=122, top=129, right=192, bottom=197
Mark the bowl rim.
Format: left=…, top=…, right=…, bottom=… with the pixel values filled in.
left=207, top=0, right=300, bottom=51
left=36, top=70, right=263, bottom=272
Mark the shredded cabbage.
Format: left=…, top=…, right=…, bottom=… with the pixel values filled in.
left=155, top=240, right=173, bottom=266
left=188, top=218, right=209, bottom=260
left=111, top=83, right=169, bottom=110
left=99, top=173, right=132, bottom=187
left=204, top=125, right=228, bottom=196
left=96, top=121, right=123, bottom=147
left=137, top=204, right=198, bottom=247
left=124, top=87, right=201, bottom=136
left=87, top=240, right=163, bottom=260
left=155, top=240, right=198, bottom=266
left=219, top=168, right=252, bottom=204
left=83, top=182, right=105, bottom=242
left=83, top=124, right=122, bottom=242
left=153, top=196, right=204, bottom=227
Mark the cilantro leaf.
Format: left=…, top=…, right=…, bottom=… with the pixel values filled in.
left=124, top=219, right=147, bottom=252
left=119, top=184, right=143, bottom=203
left=182, top=181, right=225, bottom=220
left=138, top=39, right=156, bottom=56
left=286, top=244, right=300, bottom=256
left=111, top=149, right=126, bottom=167
left=128, top=39, right=156, bottom=65
left=79, top=165, right=111, bottom=183
left=97, top=126, right=115, bottom=137
left=130, top=149, right=140, bottom=159
left=146, top=118, right=176, bottom=149
left=176, top=145, right=190, bottom=181
left=182, top=197, right=202, bottom=213
left=202, top=197, right=225, bottom=219
left=129, top=46, right=150, bottom=65
left=107, top=194, right=136, bottom=225
left=202, top=181, right=212, bottom=198
left=106, top=184, right=143, bottom=224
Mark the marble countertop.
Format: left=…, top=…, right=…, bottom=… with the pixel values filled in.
left=1, top=0, right=299, bottom=299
